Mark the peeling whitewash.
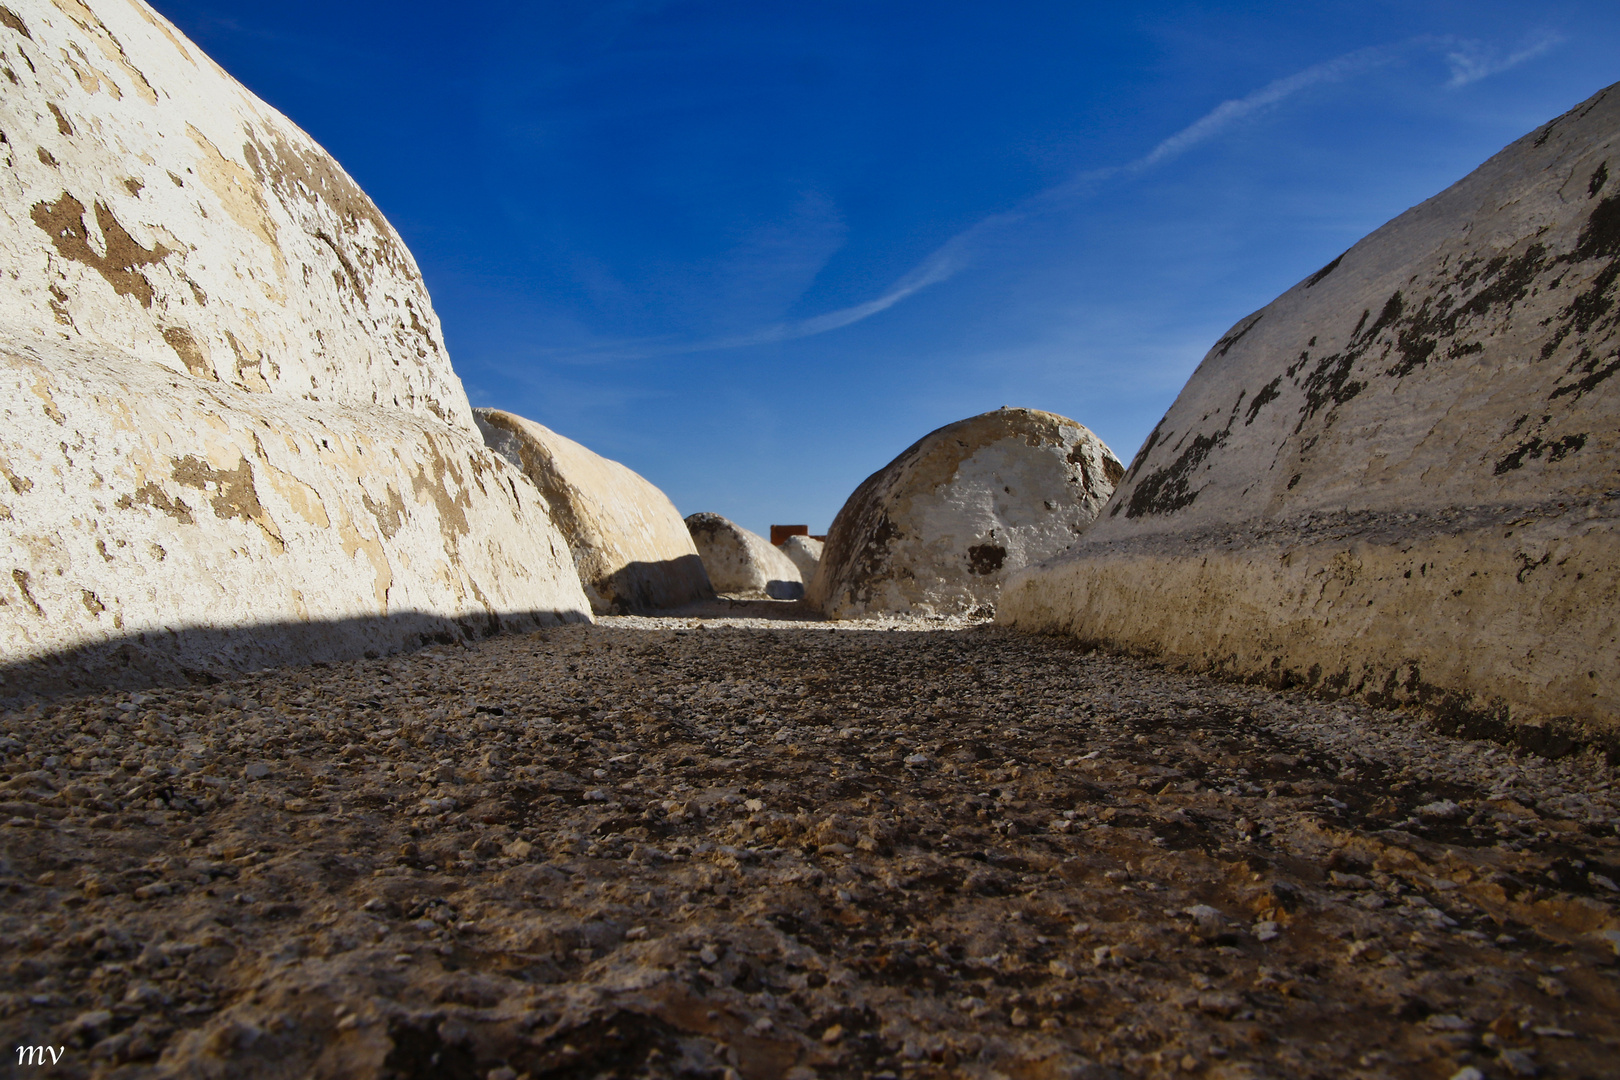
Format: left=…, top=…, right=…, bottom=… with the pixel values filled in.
left=684, top=513, right=803, bottom=600
left=0, top=0, right=472, bottom=426
left=1002, top=85, right=1620, bottom=739
left=0, top=0, right=590, bottom=691
left=809, top=408, right=1122, bottom=619
left=0, top=336, right=588, bottom=689
left=476, top=409, right=715, bottom=615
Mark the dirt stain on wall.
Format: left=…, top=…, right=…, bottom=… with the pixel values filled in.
left=161, top=327, right=213, bottom=380
left=30, top=191, right=170, bottom=307
left=171, top=454, right=283, bottom=550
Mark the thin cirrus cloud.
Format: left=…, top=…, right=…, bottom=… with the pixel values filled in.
left=1090, top=41, right=1408, bottom=183
left=1444, top=32, right=1565, bottom=88
left=545, top=33, right=1561, bottom=365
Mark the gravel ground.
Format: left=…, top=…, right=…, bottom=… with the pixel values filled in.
left=2, top=603, right=1618, bottom=1080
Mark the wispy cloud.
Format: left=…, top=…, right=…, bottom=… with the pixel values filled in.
left=514, top=215, right=1000, bottom=364
left=696, top=212, right=1005, bottom=349
left=1443, top=32, right=1564, bottom=88
left=1036, top=42, right=1406, bottom=201
left=692, top=190, right=850, bottom=333
left=1134, top=46, right=1402, bottom=172
left=671, top=44, right=1403, bottom=353
left=547, top=32, right=1563, bottom=362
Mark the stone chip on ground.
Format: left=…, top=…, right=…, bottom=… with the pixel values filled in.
left=1, top=612, right=1616, bottom=1079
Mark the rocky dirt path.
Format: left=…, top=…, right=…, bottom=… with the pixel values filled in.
left=2, top=610, right=1618, bottom=1079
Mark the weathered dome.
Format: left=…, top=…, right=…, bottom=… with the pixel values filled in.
left=809, top=407, right=1121, bottom=618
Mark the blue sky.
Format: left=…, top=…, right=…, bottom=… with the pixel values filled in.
left=152, top=2, right=1620, bottom=536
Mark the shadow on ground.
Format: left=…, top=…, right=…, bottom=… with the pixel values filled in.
left=0, top=606, right=590, bottom=703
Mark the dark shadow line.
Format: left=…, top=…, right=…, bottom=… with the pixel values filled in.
left=0, top=607, right=589, bottom=703
left=595, top=555, right=715, bottom=614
